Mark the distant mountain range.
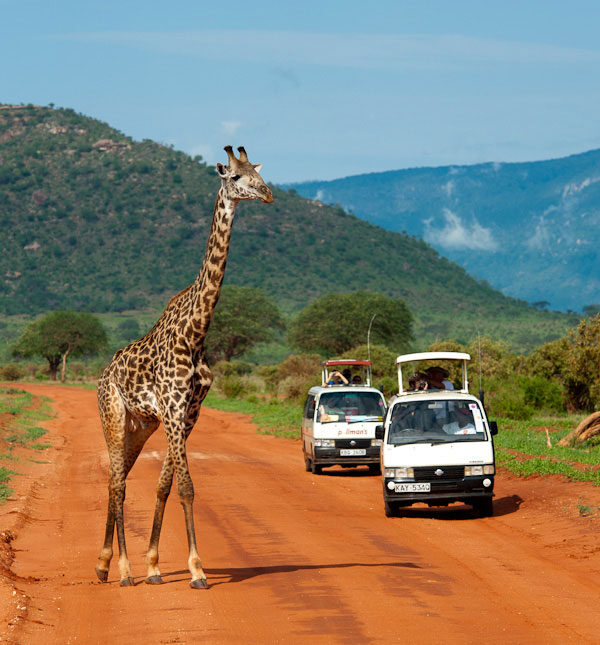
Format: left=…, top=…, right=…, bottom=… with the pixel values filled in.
left=0, top=104, right=578, bottom=352
left=286, top=150, right=600, bottom=312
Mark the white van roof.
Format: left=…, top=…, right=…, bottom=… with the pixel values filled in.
left=396, top=351, right=471, bottom=365
left=395, top=351, right=471, bottom=394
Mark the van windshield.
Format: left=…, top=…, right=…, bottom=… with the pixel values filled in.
left=387, top=400, right=486, bottom=445
left=318, top=391, right=385, bottom=424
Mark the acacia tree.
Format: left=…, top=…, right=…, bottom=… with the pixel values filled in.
left=12, top=311, right=107, bottom=381
left=288, top=291, right=414, bottom=356
left=205, top=286, right=284, bottom=363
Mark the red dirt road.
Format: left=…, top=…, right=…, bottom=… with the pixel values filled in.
left=1, top=384, right=600, bottom=644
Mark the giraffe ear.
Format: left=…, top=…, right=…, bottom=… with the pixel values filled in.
left=253, top=163, right=263, bottom=174
left=216, top=162, right=228, bottom=178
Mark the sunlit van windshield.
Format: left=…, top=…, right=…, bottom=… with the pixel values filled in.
left=318, top=391, right=384, bottom=423
left=387, top=400, right=486, bottom=444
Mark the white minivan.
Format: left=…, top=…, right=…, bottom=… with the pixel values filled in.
left=302, top=359, right=387, bottom=475
left=380, top=352, right=498, bottom=517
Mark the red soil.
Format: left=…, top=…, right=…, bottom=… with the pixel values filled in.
left=0, top=383, right=599, bottom=644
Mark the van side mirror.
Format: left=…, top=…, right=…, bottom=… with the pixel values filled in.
left=375, top=425, right=384, bottom=440
left=489, top=420, right=498, bottom=436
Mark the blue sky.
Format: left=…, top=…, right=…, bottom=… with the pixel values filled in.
left=3, top=1, right=600, bottom=183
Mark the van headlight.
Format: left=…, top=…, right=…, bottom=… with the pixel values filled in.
left=465, top=465, right=495, bottom=476
left=384, top=467, right=414, bottom=480
left=371, top=439, right=383, bottom=446
left=314, top=439, right=335, bottom=448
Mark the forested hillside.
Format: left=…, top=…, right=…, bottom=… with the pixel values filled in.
left=287, top=151, right=600, bottom=312
left=0, top=105, right=578, bottom=351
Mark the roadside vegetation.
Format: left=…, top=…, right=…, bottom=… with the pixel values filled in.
left=0, top=386, right=53, bottom=501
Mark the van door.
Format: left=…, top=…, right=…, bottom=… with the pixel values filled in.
left=302, top=394, right=316, bottom=457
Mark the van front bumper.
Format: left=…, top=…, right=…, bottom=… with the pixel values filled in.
left=313, top=445, right=380, bottom=465
left=383, top=475, right=494, bottom=505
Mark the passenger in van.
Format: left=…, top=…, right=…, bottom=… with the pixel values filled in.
left=352, top=375, right=362, bottom=384
left=408, top=373, right=428, bottom=391
left=326, top=370, right=348, bottom=386
left=443, top=408, right=476, bottom=434
left=425, top=366, right=454, bottom=390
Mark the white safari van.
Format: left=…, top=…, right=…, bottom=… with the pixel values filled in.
left=302, top=359, right=387, bottom=475
left=380, top=352, right=498, bottom=517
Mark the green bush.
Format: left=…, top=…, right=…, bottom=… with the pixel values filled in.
left=0, top=363, right=25, bottom=381
left=213, top=360, right=254, bottom=378
left=485, top=378, right=534, bottom=420
left=520, top=375, right=564, bottom=413
left=221, top=374, right=247, bottom=399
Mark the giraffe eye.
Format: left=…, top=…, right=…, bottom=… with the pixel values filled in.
left=231, top=174, right=241, bottom=181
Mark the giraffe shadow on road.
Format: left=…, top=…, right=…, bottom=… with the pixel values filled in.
left=155, top=560, right=422, bottom=587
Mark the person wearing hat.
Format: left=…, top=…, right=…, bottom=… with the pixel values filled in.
left=425, top=366, right=454, bottom=390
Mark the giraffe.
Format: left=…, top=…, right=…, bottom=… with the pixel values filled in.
left=95, top=146, right=273, bottom=589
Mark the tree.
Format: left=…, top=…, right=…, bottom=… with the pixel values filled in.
left=288, top=291, right=413, bottom=356
left=205, top=286, right=284, bottom=363
left=562, top=314, right=600, bottom=411
left=12, top=311, right=107, bottom=381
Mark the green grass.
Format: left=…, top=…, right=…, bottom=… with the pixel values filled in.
left=0, top=386, right=53, bottom=500
left=494, top=413, right=600, bottom=485
left=203, top=391, right=301, bottom=439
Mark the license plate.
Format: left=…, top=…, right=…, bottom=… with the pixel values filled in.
left=394, top=483, right=431, bottom=493
left=340, top=448, right=366, bottom=456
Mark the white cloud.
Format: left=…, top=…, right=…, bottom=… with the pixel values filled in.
left=441, top=180, right=455, bottom=197
left=221, top=120, right=242, bottom=137
left=425, top=208, right=498, bottom=251
left=51, top=31, right=600, bottom=71
left=526, top=221, right=552, bottom=251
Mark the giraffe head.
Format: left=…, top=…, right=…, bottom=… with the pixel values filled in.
left=216, top=146, right=274, bottom=204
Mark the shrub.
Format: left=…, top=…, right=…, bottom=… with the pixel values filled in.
left=520, top=375, right=565, bottom=414
left=276, top=354, right=322, bottom=380
left=213, top=360, right=254, bottom=378
left=485, top=377, right=534, bottom=420
left=282, top=375, right=320, bottom=402
left=0, top=363, right=25, bottom=381
left=221, top=375, right=247, bottom=399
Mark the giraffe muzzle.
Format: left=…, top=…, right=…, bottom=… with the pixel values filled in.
left=260, top=186, right=274, bottom=204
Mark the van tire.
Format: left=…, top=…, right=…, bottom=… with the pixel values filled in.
left=304, top=457, right=312, bottom=472
left=368, top=464, right=381, bottom=475
left=384, top=501, right=397, bottom=517
left=311, top=462, right=322, bottom=475
left=473, top=497, right=494, bottom=517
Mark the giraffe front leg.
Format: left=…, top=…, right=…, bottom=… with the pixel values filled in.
left=95, top=497, right=115, bottom=582
left=145, top=454, right=175, bottom=584
left=112, top=481, right=135, bottom=586
left=176, top=463, right=207, bottom=589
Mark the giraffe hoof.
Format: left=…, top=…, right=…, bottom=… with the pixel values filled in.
left=190, top=578, right=208, bottom=590
left=145, top=575, right=163, bottom=585
left=120, top=577, right=135, bottom=587
left=95, top=568, right=109, bottom=583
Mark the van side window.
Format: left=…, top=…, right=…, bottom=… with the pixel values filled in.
left=303, top=395, right=316, bottom=419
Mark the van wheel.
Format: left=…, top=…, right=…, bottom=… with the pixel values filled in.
left=304, top=457, right=312, bottom=472
left=384, top=501, right=397, bottom=518
left=368, top=464, right=381, bottom=475
left=311, top=462, right=322, bottom=475
left=473, top=497, right=494, bottom=517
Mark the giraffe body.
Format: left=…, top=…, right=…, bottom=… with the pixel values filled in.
left=95, top=147, right=273, bottom=588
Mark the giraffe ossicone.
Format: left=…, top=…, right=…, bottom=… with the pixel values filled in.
left=95, top=146, right=273, bottom=588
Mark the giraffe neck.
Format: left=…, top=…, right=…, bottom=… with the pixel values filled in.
left=187, top=187, right=237, bottom=344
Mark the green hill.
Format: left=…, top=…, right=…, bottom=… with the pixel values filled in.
left=0, top=104, right=579, bottom=352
